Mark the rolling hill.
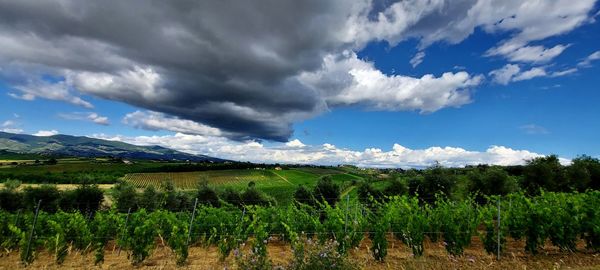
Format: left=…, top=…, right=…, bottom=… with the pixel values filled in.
left=0, top=131, right=223, bottom=162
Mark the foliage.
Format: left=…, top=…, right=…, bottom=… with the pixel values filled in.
left=119, top=209, right=158, bottom=265
left=389, top=196, right=427, bottom=256
left=112, top=181, right=138, bottom=212
left=522, top=155, right=568, bottom=194
left=222, top=187, right=242, bottom=206
left=383, top=178, right=408, bottom=197
left=196, top=181, right=220, bottom=207
left=241, top=187, right=273, bottom=206
left=468, top=167, right=517, bottom=204
left=139, top=185, right=160, bottom=211
left=357, top=182, right=383, bottom=204
left=23, top=185, right=61, bottom=213
left=60, top=184, right=104, bottom=214
left=420, top=164, right=456, bottom=203
left=0, top=191, right=598, bottom=266
left=293, top=185, right=315, bottom=205
left=430, top=198, right=480, bottom=256
left=313, top=176, right=340, bottom=206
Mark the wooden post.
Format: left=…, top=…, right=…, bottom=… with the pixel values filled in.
left=497, top=198, right=501, bottom=260
left=344, top=195, right=349, bottom=233
left=25, top=200, right=41, bottom=264
left=187, top=198, right=199, bottom=246
left=117, top=208, right=132, bottom=256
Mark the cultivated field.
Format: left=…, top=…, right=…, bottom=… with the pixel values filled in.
left=122, top=168, right=360, bottom=204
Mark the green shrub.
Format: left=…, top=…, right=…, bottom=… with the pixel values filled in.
left=313, top=176, right=340, bottom=207
left=23, top=185, right=61, bottom=213
left=196, top=182, right=220, bottom=207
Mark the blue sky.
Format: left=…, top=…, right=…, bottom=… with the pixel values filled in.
left=1, top=1, right=599, bottom=167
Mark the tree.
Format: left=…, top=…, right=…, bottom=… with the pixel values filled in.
left=567, top=155, right=600, bottom=191
left=112, top=181, right=138, bottom=212
left=161, top=181, right=178, bottom=211
left=522, top=155, right=567, bottom=194
left=313, top=176, right=340, bottom=206
left=420, top=164, right=456, bottom=203
left=468, top=167, right=516, bottom=204
left=139, top=186, right=160, bottom=211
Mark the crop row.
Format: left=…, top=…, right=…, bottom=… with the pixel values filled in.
left=0, top=191, right=598, bottom=266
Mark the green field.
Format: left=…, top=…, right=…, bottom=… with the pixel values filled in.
left=123, top=167, right=362, bottom=204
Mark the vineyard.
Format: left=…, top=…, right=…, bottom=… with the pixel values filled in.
left=0, top=191, right=598, bottom=269
left=122, top=170, right=287, bottom=189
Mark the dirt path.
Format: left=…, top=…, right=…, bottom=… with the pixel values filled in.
left=340, top=185, right=356, bottom=197
left=271, top=171, right=294, bottom=186
left=0, top=183, right=114, bottom=191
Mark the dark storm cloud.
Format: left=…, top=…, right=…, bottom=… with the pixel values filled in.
left=0, top=0, right=359, bottom=141
left=1, top=0, right=583, bottom=141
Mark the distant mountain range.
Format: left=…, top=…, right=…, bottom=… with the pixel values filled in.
left=0, top=131, right=224, bottom=162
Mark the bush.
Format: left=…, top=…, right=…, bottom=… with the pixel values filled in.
left=196, top=182, right=220, bottom=207
left=0, top=188, right=23, bottom=211
left=357, top=182, right=383, bottom=204
left=61, top=184, right=104, bottom=214
left=293, top=185, right=315, bottom=205
left=241, top=187, right=273, bottom=206
left=23, top=184, right=61, bottom=212
left=313, top=176, right=340, bottom=206
left=222, top=187, right=242, bottom=206
left=383, top=178, right=407, bottom=197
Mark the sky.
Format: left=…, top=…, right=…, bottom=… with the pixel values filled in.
left=1, top=0, right=599, bottom=167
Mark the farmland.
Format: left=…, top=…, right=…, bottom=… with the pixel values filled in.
left=122, top=168, right=361, bottom=204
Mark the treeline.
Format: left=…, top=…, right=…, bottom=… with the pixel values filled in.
left=0, top=160, right=276, bottom=184
left=358, top=155, right=600, bottom=204
left=0, top=181, right=103, bottom=214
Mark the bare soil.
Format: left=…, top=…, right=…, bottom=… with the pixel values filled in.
left=0, top=236, right=597, bottom=270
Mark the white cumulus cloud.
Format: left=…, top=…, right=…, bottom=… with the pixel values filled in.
left=92, top=133, right=555, bottom=168
left=33, top=130, right=59, bottom=136
left=301, top=52, right=483, bottom=113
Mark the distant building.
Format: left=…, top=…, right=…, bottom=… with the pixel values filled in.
left=274, top=166, right=282, bottom=170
